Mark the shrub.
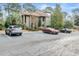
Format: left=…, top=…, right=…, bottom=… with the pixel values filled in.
left=0, top=24, right=4, bottom=30
left=64, top=20, right=73, bottom=29
left=0, top=19, right=5, bottom=30
left=21, top=24, right=28, bottom=30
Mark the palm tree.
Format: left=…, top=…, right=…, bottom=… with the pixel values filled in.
left=23, top=3, right=36, bottom=12
left=4, top=3, right=21, bottom=14
left=44, top=7, right=53, bottom=13
left=4, top=3, right=22, bottom=27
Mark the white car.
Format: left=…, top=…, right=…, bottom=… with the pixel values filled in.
left=5, top=25, right=22, bottom=36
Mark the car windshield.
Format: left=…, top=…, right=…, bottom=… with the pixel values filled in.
left=9, top=25, right=19, bottom=28
left=47, top=28, right=55, bottom=30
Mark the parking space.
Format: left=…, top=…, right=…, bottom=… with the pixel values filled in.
left=0, top=31, right=79, bottom=56
left=0, top=31, right=70, bottom=44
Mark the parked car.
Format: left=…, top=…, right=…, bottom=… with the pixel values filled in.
left=60, top=28, right=72, bottom=33
left=5, top=25, right=22, bottom=36
left=42, top=28, right=59, bottom=34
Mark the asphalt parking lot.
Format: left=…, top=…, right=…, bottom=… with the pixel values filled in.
left=0, top=31, right=79, bottom=56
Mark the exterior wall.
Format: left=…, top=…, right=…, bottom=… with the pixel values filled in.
left=45, top=17, right=51, bottom=26
left=40, top=17, right=46, bottom=27
left=21, top=15, right=49, bottom=29
left=37, top=16, right=46, bottom=27
left=25, top=16, right=30, bottom=28
left=45, top=13, right=51, bottom=27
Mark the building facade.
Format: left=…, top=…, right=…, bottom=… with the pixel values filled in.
left=21, top=10, right=51, bottom=30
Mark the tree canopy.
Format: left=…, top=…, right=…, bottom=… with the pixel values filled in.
left=23, top=3, right=36, bottom=12
left=72, top=8, right=79, bottom=26
left=51, top=4, right=64, bottom=29
left=44, top=7, right=53, bottom=13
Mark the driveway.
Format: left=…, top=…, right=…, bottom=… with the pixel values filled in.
left=0, top=31, right=79, bottom=56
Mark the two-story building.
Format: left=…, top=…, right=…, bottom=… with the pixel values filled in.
left=21, top=10, right=51, bottom=30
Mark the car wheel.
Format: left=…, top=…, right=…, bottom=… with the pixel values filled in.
left=9, top=32, right=12, bottom=36
left=68, top=31, right=71, bottom=33
left=19, top=33, right=22, bottom=36
left=54, top=32, right=58, bottom=35
left=5, top=32, right=7, bottom=35
left=5, top=30, right=7, bottom=35
left=5, top=31, right=7, bottom=35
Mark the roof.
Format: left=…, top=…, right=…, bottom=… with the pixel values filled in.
left=21, top=10, right=50, bottom=17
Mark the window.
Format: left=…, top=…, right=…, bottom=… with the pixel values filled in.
left=43, top=17, right=45, bottom=22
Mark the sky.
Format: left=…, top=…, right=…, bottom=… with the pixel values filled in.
left=0, top=3, right=79, bottom=15
left=32, top=3, right=79, bottom=15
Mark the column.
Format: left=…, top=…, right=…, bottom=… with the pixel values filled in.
left=21, top=15, right=23, bottom=24
left=36, top=17, right=38, bottom=30
left=44, top=17, right=46, bottom=27
left=29, top=15, right=31, bottom=29
left=23, top=15, right=25, bottom=24
left=40, top=17, right=42, bottom=27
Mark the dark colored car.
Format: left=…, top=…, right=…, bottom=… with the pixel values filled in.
left=42, top=28, right=59, bottom=34
left=5, top=25, right=22, bottom=36
left=60, top=28, right=72, bottom=33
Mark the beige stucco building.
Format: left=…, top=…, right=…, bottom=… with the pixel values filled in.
left=21, top=10, right=51, bottom=30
